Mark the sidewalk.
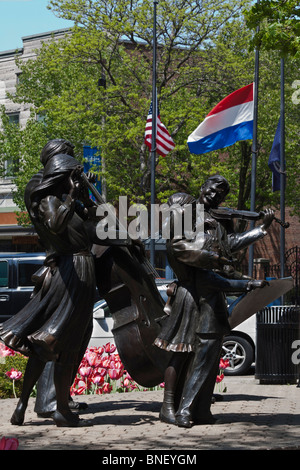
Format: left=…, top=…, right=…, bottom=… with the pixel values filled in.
left=1, top=375, right=300, bottom=451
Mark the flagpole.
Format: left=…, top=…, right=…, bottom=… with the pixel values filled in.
left=248, top=4, right=260, bottom=278
left=280, top=57, right=286, bottom=281
left=150, top=0, right=158, bottom=267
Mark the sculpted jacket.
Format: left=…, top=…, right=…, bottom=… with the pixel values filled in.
left=155, top=206, right=268, bottom=352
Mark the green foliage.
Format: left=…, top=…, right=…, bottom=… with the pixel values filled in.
left=0, top=355, right=28, bottom=399
left=245, top=0, right=300, bottom=58
left=0, top=106, right=49, bottom=216
left=0, top=0, right=299, bottom=219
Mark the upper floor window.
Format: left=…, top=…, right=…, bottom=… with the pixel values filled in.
left=16, top=72, right=22, bottom=85
left=3, top=112, right=20, bottom=178
left=7, top=112, right=19, bottom=126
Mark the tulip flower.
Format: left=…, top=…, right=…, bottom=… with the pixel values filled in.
left=5, top=368, right=22, bottom=399
left=102, top=382, right=112, bottom=393
left=101, top=358, right=111, bottom=369
left=0, top=437, right=19, bottom=450
left=70, top=378, right=87, bottom=396
left=219, top=358, right=230, bottom=370
left=5, top=369, right=22, bottom=381
left=96, top=346, right=104, bottom=356
left=216, top=373, right=224, bottom=383
left=85, top=351, right=102, bottom=367
left=0, top=345, right=15, bottom=357
left=78, top=366, right=92, bottom=378
left=94, top=367, right=107, bottom=377
left=108, top=368, right=124, bottom=380
left=123, top=377, right=131, bottom=388
left=91, top=375, right=104, bottom=386
left=72, top=385, right=87, bottom=396
left=104, top=342, right=116, bottom=354
left=124, top=371, right=133, bottom=381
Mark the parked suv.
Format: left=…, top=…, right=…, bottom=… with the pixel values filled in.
left=0, top=252, right=45, bottom=322
left=0, top=252, right=128, bottom=349
left=0, top=252, right=114, bottom=348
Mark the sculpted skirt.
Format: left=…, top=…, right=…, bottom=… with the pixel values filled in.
left=154, top=285, right=200, bottom=353
left=0, top=253, right=95, bottom=362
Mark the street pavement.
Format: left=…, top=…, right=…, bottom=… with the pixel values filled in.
left=0, top=375, right=300, bottom=453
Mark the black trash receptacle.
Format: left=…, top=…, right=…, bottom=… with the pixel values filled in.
left=255, top=306, right=300, bottom=384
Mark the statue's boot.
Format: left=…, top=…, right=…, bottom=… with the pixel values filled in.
left=10, top=401, right=27, bottom=426
left=159, top=391, right=176, bottom=424
left=10, top=356, right=46, bottom=426
left=175, top=412, right=192, bottom=428
left=52, top=409, right=81, bottom=427
left=35, top=362, right=88, bottom=418
left=52, top=360, right=88, bottom=428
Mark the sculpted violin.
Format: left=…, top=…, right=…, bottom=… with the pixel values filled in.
left=209, top=207, right=290, bottom=229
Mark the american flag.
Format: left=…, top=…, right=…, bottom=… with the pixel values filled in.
left=144, top=101, right=175, bottom=156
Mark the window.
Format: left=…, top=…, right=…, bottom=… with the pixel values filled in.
left=4, top=112, right=20, bottom=177
left=36, top=111, right=46, bottom=123
left=7, top=112, right=19, bottom=126
left=18, top=260, right=43, bottom=287
left=0, top=261, right=8, bottom=287
left=16, top=72, right=22, bottom=85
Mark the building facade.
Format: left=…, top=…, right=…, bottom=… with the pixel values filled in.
left=0, top=29, right=70, bottom=251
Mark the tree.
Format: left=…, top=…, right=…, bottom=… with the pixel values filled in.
left=1, top=0, right=299, bottom=220
left=244, top=0, right=300, bottom=218
left=0, top=106, right=48, bottom=223
left=245, top=0, right=300, bottom=58
left=7, top=0, right=248, bottom=200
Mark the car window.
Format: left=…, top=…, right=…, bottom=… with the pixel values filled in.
left=18, top=260, right=43, bottom=287
left=0, top=261, right=8, bottom=287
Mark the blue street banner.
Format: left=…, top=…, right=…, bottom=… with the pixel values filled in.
left=268, top=119, right=281, bottom=192
left=83, top=145, right=102, bottom=196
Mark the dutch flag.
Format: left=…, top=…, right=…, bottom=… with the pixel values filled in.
left=187, top=83, right=254, bottom=155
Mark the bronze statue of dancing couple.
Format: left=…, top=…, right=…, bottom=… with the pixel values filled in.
left=0, top=139, right=279, bottom=428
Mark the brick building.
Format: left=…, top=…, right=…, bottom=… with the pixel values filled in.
left=250, top=209, right=299, bottom=279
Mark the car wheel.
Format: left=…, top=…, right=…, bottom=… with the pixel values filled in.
left=221, top=335, right=254, bottom=376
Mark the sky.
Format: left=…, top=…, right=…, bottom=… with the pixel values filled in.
left=0, top=0, right=74, bottom=52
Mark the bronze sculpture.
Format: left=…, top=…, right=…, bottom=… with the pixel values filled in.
left=154, top=175, right=275, bottom=428
left=0, top=140, right=292, bottom=430
left=0, top=139, right=103, bottom=427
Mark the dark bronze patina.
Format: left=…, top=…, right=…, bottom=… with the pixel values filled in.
left=152, top=175, right=291, bottom=428
left=0, top=147, right=292, bottom=430
left=0, top=140, right=104, bottom=427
